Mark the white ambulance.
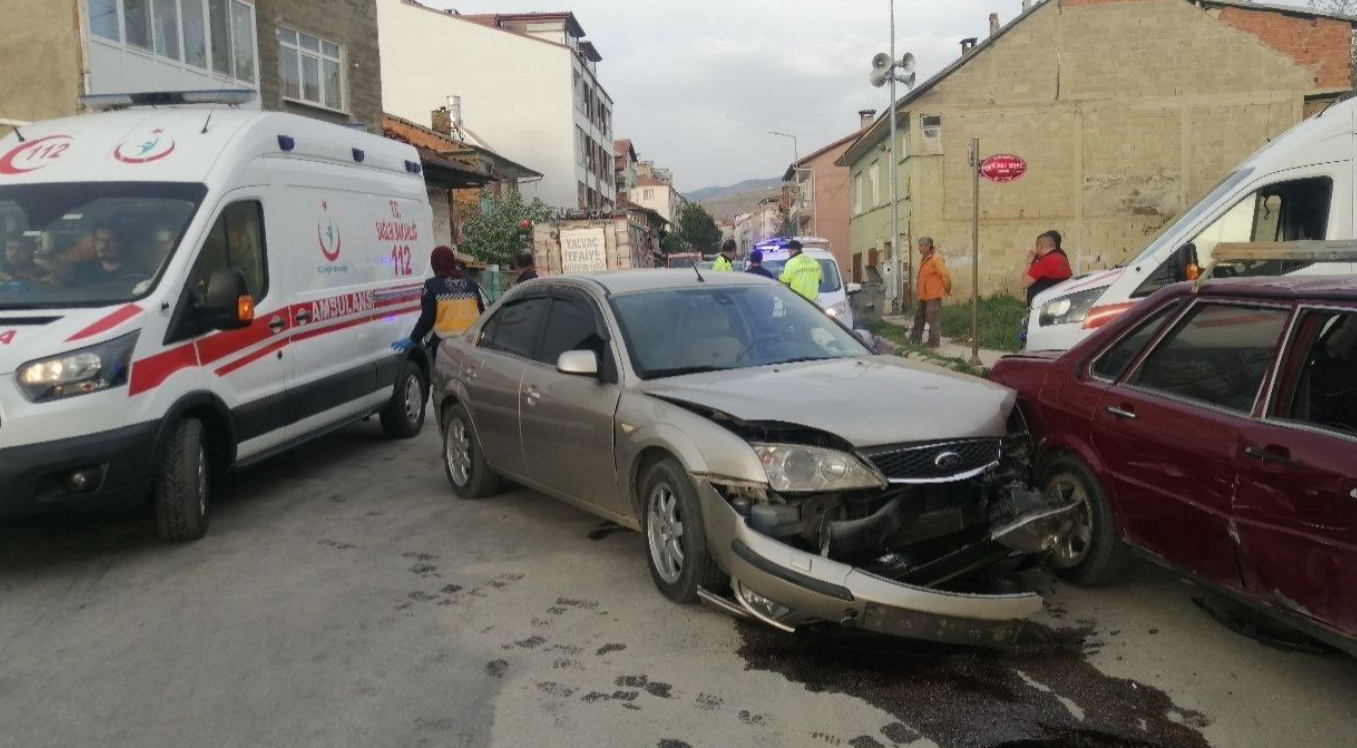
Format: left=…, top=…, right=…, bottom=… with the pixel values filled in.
left=0, top=92, right=435, bottom=541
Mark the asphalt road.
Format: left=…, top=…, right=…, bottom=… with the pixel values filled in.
left=2, top=420, right=1355, bottom=748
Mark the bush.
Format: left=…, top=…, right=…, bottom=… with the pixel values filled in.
left=940, top=294, right=1027, bottom=352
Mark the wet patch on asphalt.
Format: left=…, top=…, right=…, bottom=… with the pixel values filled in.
left=485, top=659, right=508, bottom=679
left=736, top=622, right=1211, bottom=748
left=587, top=521, right=629, bottom=541
left=596, top=643, right=627, bottom=656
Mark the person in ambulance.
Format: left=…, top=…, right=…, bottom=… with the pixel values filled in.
left=391, top=245, right=485, bottom=357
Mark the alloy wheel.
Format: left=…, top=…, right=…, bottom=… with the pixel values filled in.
left=403, top=375, right=423, bottom=424
left=1047, top=475, right=1094, bottom=569
left=646, top=482, right=685, bottom=585
left=445, top=417, right=472, bottom=487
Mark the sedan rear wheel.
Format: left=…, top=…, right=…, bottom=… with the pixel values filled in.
left=642, top=458, right=727, bottom=603
left=1041, top=456, right=1131, bottom=586
left=441, top=403, right=500, bottom=499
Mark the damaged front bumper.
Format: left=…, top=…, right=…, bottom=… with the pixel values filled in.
left=697, top=479, right=1078, bottom=647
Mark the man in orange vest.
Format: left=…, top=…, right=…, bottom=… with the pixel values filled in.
left=910, top=236, right=951, bottom=348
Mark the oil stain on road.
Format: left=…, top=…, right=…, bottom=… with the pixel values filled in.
left=737, top=622, right=1210, bottom=748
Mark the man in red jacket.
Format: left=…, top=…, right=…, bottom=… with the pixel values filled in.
left=1023, top=230, right=1072, bottom=306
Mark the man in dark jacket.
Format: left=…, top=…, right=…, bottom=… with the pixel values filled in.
left=514, top=252, right=539, bottom=284
left=746, top=249, right=774, bottom=279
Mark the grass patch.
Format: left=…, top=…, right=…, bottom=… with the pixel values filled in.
left=939, top=295, right=1027, bottom=353
left=862, top=318, right=990, bottom=378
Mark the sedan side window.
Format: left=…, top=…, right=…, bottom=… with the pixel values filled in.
left=1091, top=301, right=1183, bottom=381
left=1272, top=311, right=1357, bottom=435
left=539, top=296, right=613, bottom=371
left=478, top=296, right=547, bottom=359
left=1131, top=303, right=1289, bottom=413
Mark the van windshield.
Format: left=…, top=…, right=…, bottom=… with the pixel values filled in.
left=0, top=182, right=206, bottom=309
left=1127, top=168, right=1254, bottom=269
left=762, top=257, right=843, bottom=293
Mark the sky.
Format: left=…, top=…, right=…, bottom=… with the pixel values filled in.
left=429, top=0, right=1317, bottom=193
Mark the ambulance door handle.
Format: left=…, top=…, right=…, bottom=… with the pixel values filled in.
left=295, top=310, right=310, bottom=324
left=269, top=317, right=285, bottom=333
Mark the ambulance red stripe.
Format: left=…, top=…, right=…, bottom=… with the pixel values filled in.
left=129, top=343, right=200, bottom=396
left=214, top=338, right=289, bottom=377
left=66, top=303, right=144, bottom=342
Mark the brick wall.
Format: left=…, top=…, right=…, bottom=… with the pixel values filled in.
left=845, top=0, right=1354, bottom=302
left=1216, top=7, right=1354, bottom=91
left=254, top=0, right=382, bottom=130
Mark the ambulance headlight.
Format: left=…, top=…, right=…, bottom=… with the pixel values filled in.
left=751, top=443, right=885, bottom=493
left=1038, top=287, right=1106, bottom=327
left=17, top=332, right=139, bottom=402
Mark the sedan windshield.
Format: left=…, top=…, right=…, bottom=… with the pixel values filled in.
left=0, top=182, right=206, bottom=309
left=612, top=282, right=871, bottom=379
left=762, top=258, right=843, bottom=293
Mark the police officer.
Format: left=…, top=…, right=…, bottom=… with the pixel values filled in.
left=779, top=240, right=822, bottom=302
left=712, top=239, right=736, bottom=271
left=746, top=249, right=774, bottom=279
left=391, top=245, right=485, bottom=357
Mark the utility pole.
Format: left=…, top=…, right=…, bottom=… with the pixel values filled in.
left=969, top=138, right=983, bottom=367
left=888, top=0, right=901, bottom=313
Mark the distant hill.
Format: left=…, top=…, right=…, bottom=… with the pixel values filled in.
left=686, top=177, right=783, bottom=203
left=700, top=187, right=782, bottom=222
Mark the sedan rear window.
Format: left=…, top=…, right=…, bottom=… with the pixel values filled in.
left=478, top=296, right=547, bottom=358
left=1131, top=303, right=1289, bottom=413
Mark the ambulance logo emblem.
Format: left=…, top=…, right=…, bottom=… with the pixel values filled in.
left=113, top=128, right=176, bottom=164
left=0, top=134, right=74, bottom=175
left=317, top=201, right=342, bottom=262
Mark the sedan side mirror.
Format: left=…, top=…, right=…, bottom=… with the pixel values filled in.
left=201, top=268, right=253, bottom=331
left=557, top=349, right=600, bottom=377
left=846, top=282, right=863, bottom=295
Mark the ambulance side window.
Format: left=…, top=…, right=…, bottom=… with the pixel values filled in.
left=190, top=201, right=268, bottom=302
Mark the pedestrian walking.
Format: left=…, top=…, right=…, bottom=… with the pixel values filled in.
left=779, top=239, right=822, bottom=302
left=1023, top=230, right=1072, bottom=306
left=712, top=240, right=736, bottom=271
left=514, top=251, right=539, bottom=284
left=391, top=245, right=485, bottom=358
left=746, top=249, right=774, bottom=279
left=911, top=237, right=951, bottom=348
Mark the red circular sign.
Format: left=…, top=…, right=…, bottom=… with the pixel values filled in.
left=980, top=154, right=1027, bottom=183
left=0, top=134, right=74, bottom=175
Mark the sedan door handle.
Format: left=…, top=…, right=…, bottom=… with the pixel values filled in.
left=1103, top=405, right=1136, bottom=420
left=1244, top=445, right=1300, bottom=469
left=524, top=387, right=541, bottom=406
left=268, top=317, right=285, bottom=333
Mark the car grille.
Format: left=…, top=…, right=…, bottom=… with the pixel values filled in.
left=861, top=439, right=1001, bottom=484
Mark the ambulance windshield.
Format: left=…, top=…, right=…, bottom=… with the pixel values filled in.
left=0, top=182, right=207, bottom=309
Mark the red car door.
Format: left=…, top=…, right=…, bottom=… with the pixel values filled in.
left=1233, top=307, right=1357, bottom=634
left=1091, top=302, right=1291, bottom=588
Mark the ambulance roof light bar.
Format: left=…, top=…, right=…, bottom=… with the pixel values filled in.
left=80, top=89, right=257, bottom=111
left=1195, top=240, right=1357, bottom=289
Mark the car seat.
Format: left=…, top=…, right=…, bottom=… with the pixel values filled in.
left=681, top=304, right=742, bottom=367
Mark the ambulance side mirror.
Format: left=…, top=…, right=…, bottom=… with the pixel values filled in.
left=201, top=269, right=253, bottom=331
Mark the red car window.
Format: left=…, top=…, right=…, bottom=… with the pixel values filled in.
left=1090, top=300, right=1184, bottom=382
left=1130, top=303, right=1290, bottom=414
left=1270, top=309, right=1357, bottom=434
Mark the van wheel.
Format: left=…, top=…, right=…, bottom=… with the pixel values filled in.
left=642, top=458, right=727, bottom=603
left=381, top=360, right=426, bottom=439
left=441, top=403, right=500, bottom=499
left=1041, top=456, right=1131, bottom=586
left=154, top=418, right=210, bottom=543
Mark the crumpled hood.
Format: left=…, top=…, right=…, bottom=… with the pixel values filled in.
left=640, top=356, right=1016, bottom=448
left=0, top=304, right=145, bottom=375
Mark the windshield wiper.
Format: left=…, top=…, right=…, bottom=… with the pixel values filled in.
left=645, top=364, right=731, bottom=379
left=768, top=356, right=837, bottom=366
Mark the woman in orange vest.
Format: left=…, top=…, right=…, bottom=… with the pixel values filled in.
left=911, top=236, right=951, bottom=348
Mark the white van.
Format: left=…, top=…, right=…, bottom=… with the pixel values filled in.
left=1026, top=98, right=1357, bottom=351
left=0, top=95, right=435, bottom=541
left=753, top=237, right=861, bottom=328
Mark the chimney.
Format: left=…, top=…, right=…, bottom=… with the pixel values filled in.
left=858, top=109, right=877, bottom=130
left=989, top=13, right=1000, bottom=37
left=431, top=106, right=452, bottom=136
left=960, top=37, right=978, bottom=54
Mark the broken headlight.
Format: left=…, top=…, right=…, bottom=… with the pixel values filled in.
left=751, top=443, right=885, bottom=493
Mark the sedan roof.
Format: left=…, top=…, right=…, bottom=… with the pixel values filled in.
left=568, top=268, right=774, bottom=294
left=1197, top=274, right=1357, bottom=302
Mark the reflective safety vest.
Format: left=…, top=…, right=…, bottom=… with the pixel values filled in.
left=712, top=255, right=734, bottom=272
left=430, top=277, right=482, bottom=337
left=780, top=253, right=822, bottom=302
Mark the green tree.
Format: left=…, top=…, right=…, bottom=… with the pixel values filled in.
left=459, top=189, right=552, bottom=266
left=676, top=203, right=723, bottom=254
left=660, top=230, right=687, bottom=255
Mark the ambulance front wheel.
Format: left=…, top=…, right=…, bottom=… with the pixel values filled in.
left=381, top=359, right=427, bottom=439
left=154, top=417, right=211, bottom=543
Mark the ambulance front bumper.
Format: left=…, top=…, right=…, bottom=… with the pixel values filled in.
left=0, top=421, right=158, bottom=518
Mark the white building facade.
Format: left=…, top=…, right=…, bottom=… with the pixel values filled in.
left=376, top=1, right=615, bottom=210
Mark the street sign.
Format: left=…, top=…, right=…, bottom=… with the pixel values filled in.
left=979, top=154, right=1027, bottom=183
left=560, top=227, right=608, bottom=274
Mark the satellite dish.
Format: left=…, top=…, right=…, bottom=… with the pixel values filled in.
left=870, top=68, right=890, bottom=88
left=898, top=53, right=916, bottom=75
left=871, top=52, right=892, bottom=72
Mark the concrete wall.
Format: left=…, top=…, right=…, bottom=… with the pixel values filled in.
left=255, top=0, right=382, bottom=130
left=0, top=0, right=84, bottom=126
left=845, top=0, right=1351, bottom=302
left=378, top=0, right=578, bottom=209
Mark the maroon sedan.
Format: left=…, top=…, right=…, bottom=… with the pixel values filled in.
left=991, top=275, right=1357, bottom=653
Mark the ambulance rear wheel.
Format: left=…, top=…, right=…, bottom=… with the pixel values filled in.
left=154, top=417, right=210, bottom=543
left=381, top=359, right=427, bottom=439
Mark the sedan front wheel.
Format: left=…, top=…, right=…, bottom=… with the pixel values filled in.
left=642, top=458, right=727, bottom=603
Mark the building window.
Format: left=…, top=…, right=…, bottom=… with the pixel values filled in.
left=869, top=161, right=880, bottom=208
left=278, top=27, right=344, bottom=110
left=89, top=0, right=254, bottom=83
left=853, top=173, right=863, bottom=214
left=90, top=0, right=120, bottom=40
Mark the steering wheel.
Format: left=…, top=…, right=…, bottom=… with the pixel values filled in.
left=737, top=333, right=784, bottom=361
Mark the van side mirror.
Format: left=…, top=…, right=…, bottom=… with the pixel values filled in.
left=846, top=282, right=863, bottom=295
left=201, top=269, right=254, bottom=331
left=557, top=349, right=600, bottom=378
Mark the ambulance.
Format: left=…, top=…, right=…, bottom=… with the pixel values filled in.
left=0, top=92, right=435, bottom=541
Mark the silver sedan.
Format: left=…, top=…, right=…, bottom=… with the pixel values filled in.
left=431, top=270, right=1075, bottom=646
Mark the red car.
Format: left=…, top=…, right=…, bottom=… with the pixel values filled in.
left=990, top=275, right=1357, bottom=654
